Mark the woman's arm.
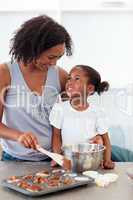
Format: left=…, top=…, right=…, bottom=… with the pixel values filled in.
left=0, top=64, right=20, bottom=140
left=59, top=67, right=68, bottom=92
left=51, top=126, right=62, bottom=154
left=59, top=67, right=69, bottom=101
left=101, top=132, right=115, bottom=169
left=0, top=64, right=38, bottom=149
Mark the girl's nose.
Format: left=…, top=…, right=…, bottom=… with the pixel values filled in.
left=68, top=78, right=74, bottom=84
left=66, top=79, right=73, bottom=87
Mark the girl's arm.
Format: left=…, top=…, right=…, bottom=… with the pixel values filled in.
left=51, top=126, right=62, bottom=154
left=101, top=132, right=115, bottom=169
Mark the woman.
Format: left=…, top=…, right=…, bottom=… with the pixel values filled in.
left=0, top=15, right=72, bottom=161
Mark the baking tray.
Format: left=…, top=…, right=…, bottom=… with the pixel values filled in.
left=1, top=172, right=94, bottom=197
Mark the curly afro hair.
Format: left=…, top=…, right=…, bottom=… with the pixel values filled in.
left=10, top=15, right=73, bottom=64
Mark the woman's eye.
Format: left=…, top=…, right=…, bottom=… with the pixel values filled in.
left=48, top=56, right=61, bottom=60
left=48, top=57, right=54, bottom=60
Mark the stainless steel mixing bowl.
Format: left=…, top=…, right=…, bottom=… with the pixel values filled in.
left=63, top=143, right=105, bottom=173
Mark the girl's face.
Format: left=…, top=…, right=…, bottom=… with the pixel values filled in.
left=66, top=67, right=93, bottom=98
left=32, top=43, right=65, bottom=70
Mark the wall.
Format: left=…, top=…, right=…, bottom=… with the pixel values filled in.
left=60, top=11, right=133, bottom=88
left=90, top=87, right=133, bottom=151
left=0, top=7, right=133, bottom=87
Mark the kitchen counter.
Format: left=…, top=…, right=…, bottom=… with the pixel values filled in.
left=0, top=161, right=133, bottom=200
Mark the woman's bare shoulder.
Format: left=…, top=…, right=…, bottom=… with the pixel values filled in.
left=0, top=63, right=11, bottom=87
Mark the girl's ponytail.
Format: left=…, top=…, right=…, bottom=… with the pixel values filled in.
left=74, top=65, right=110, bottom=96
left=97, top=81, right=109, bottom=95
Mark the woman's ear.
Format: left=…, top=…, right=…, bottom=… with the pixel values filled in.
left=88, top=84, right=95, bottom=95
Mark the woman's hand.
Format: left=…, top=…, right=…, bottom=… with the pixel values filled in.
left=17, top=132, right=38, bottom=150
left=50, top=160, right=58, bottom=167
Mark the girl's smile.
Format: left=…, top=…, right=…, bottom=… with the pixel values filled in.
left=65, top=67, right=89, bottom=98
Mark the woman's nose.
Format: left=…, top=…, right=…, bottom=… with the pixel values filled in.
left=49, top=58, right=57, bottom=66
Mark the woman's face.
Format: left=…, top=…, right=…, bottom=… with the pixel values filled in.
left=33, top=43, right=65, bottom=70
left=65, top=67, right=89, bottom=98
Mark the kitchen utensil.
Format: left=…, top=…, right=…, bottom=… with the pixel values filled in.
left=36, top=145, right=64, bottom=166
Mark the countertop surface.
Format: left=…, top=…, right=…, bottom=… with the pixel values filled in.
left=0, top=161, right=133, bottom=200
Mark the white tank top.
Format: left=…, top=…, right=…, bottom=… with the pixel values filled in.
left=1, top=62, right=61, bottom=161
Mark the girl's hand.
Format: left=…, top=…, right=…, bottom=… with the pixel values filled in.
left=102, top=160, right=115, bottom=169
left=17, top=132, right=38, bottom=150
left=89, top=135, right=103, bottom=145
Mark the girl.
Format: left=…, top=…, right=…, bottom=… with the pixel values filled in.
left=49, top=65, right=114, bottom=169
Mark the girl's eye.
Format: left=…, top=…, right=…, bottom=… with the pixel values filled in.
left=75, top=77, right=80, bottom=80
left=67, top=76, right=80, bottom=81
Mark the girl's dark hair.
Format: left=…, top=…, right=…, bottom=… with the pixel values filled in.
left=10, top=15, right=73, bottom=64
left=75, top=65, right=109, bottom=95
